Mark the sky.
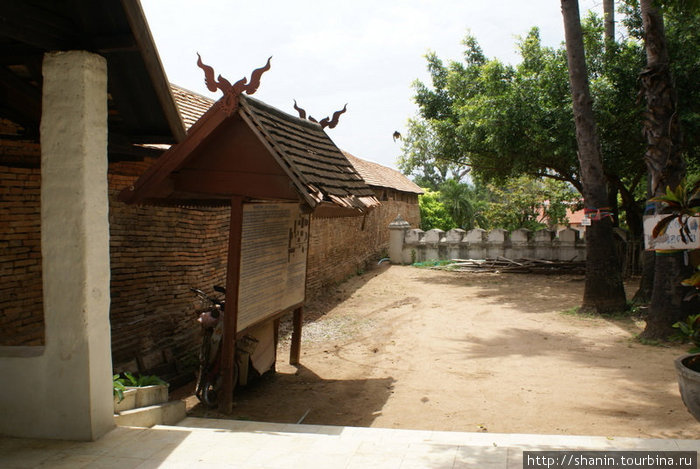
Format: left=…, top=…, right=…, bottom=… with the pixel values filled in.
left=141, top=0, right=602, bottom=171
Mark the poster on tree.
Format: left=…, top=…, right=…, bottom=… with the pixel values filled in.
left=643, top=215, right=700, bottom=251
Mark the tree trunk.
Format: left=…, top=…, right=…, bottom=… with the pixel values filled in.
left=638, top=0, right=688, bottom=339
left=603, top=0, right=615, bottom=44
left=561, top=0, right=627, bottom=314
left=632, top=250, right=654, bottom=304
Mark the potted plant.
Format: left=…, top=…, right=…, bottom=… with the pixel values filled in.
left=113, top=372, right=169, bottom=412
left=113, top=374, right=137, bottom=413
left=673, top=314, right=700, bottom=421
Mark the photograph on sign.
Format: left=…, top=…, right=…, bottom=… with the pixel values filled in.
left=237, top=203, right=309, bottom=331
left=643, top=215, right=700, bottom=251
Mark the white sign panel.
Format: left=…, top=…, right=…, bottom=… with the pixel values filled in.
left=237, top=203, right=309, bottom=331
left=643, top=215, right=700, bottom=251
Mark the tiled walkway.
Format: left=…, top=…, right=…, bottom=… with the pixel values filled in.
left=1, top=417, right=698, bottom=468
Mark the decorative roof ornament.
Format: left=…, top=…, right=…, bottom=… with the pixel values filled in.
left=293, top=100, right=347, bottom=129
left=196, top=53, right=272, bottom=116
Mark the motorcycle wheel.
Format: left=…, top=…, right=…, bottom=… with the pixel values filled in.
left=200, top=365, right=238, bottom=408
left=201, top=378, right=218, bottom=408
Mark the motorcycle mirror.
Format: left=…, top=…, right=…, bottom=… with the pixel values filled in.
left=213, top=285, right=226, bottom=294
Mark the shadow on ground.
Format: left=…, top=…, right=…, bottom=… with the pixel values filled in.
left=186, top=364, right=395, bottom=427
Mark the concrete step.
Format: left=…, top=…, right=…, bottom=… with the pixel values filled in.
left=114, top=399, right=186, bottom=427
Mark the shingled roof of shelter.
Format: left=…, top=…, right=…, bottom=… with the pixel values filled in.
left=122, top=82, right=379, bottom=213
left=343, top=151, right=423, bottom=194
left=169, top=84, right=417, bottom=198
left=238, top=94, right=378, bottom=210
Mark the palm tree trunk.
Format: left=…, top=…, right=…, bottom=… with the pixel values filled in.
left=561, top=0, right=627, bottom=314
left=603, top=0, right=615, bottom=44
left=638, top=0, right=689, bottom=339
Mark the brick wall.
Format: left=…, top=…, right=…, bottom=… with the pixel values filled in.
left=1, top=158, right=419, bottom=384
left=306, top=190, right=420, bottom=299
left=0, top=164, right=43, bottom=346
left=108, top=161, right=230, bottom=382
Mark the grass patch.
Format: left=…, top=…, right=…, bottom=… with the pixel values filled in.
left=632, top=335, right=666, bottom=347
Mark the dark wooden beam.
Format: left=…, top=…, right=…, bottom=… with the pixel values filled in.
left=289, top=307, right=303, bottom=365
left=313, top=202, right=367, bottom=218
left=0, top=45, right=44, bottom=66
left=92, top=33, right=138, bottom=53
left=220, top=196, right=244, bottom=414
left=107, top=142, right=164, bottom=161
left=0, top=1, right=77, bottom=50
left=0, top=66, right=41, bottom=124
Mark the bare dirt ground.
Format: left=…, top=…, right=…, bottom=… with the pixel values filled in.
left=179, top=264, right=700, bottom=439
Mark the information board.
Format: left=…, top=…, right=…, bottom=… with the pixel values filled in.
left=237, top=203, right=309, bottom=331
left=643, top=215, right=700, bottom=251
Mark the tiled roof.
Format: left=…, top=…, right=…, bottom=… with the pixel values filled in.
left=124, top=85, right=378, bottom=212
left=239, top=95, right=378, bottom=210
left=168, top=84, right=417, bottom=197
left=169, top=84, right=215, bottom=130
left=343, top=152, right=423, bottom=194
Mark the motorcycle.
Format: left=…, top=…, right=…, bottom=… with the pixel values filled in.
left=191, top=286, right=265, bottom=407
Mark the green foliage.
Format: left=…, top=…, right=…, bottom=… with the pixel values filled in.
left=438, top=179, right=491, bottom=230
left=398, top=119, right=470, bottom=189
left=418, top=188, right=456, bottom=231
left=672, top=314, right=700, bottom=353
left=417, top=176, right=577, bottom=232
left=113, top=374, right=126, bottom=402
left=117, top=372, right=168, bottom=388
left=484, top=176, right=579, bottom=231
left=401, top=9, right=697, bottom=234
left=649, top=181, right=700, bottom=242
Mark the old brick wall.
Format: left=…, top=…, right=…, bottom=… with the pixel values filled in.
left=0, top=164, right=43, bottom=346
left=1, top=158, right=420, bottom=384
left=306, top=191, right=420, bottom=299
left=108, top=161, right=229, bottom=383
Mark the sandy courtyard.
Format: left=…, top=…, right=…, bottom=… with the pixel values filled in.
left=183, top=264, right=700, bottom=439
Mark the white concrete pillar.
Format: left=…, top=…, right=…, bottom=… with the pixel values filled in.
left=388, top=214, right=411, bottom=264
left=40, top=50, right=113, bottom=440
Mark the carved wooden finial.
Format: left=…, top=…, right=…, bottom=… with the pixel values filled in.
left=196, top=54, right=272, bottom=116
left=292, top=101, right=347, bottom=129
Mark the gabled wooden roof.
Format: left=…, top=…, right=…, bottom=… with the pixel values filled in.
left=120, top=89, right=378, bottom=215
left=239, top=95, right=378, bottom=212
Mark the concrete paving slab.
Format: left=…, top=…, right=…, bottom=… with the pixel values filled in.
left=0, top=417, right=698, bottom=469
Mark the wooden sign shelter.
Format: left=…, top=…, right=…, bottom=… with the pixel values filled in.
left=119, top=58, right=378, bottom=412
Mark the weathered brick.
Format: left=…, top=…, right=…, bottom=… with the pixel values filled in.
left=1, top=161, right=419, bottom=386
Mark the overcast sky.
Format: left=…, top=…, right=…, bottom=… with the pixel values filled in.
left=141, top=0, right=603, bottom=171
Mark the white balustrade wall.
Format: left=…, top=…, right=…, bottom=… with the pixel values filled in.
left=388, top=218, right=591, bottom=264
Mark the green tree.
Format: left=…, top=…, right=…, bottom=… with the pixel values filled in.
left=398, top=119, right=470, bottom=190
left=438, top=179, right=490, bottom=230
left=485, top=176, right=579, bottom=232
left=404, top=21, right=647, bottom=232
left=418, top=188, right=456, bottom=231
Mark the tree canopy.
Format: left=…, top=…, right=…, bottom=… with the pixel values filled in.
left=400, top=5, right=698, bottom=240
